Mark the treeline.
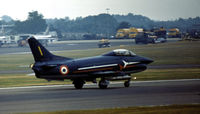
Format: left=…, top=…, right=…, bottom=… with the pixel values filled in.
left=113, top=13, right=200, bottom=32
left=13, top=11, right=47, bottom=34
left=1, top=11, right=200, bottom=39
left=46, top=14, right=118, bottom=35
left=155, top=17, right=200, bottom=32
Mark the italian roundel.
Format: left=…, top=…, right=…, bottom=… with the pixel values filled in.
left=60, top=65, right=69, bottom=75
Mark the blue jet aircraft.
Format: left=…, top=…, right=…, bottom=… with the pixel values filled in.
left=28, top=37, right=153, bottom=89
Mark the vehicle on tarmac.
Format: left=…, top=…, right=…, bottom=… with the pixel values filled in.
left=98, top=39, right=110, bottom=48
left=155, top=38, right=167, bottom=43
left=28, top=37, right=153, bottom=89
left=135, top=32, right=156, bottom=44
left=182, top=24, right=200, bottom=40
left=0, top=36, right=16, bottom=47
left=168, top=28, right=181, bottom=38
left=115, top=28, right=143, bottom=39
left=153, top=27, right=167, bottom=39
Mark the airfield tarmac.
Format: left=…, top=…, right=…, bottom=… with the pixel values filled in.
left=0, top=79, right=199, bottom=113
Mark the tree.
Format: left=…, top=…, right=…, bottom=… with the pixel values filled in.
left=116, top=21, right=131, bottom=30
left=1, top=15, right=13, bottom=22
left=49, top=14, right=118, bottom=35
left=14, top=11, right=47, bottom=34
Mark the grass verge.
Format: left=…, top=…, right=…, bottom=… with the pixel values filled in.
left=133, top=68, right=200, bottom=81
left=21, top=104, right=200, bottom=114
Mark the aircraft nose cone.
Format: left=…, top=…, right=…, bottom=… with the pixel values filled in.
left=142, top=57, right=154, bottom=64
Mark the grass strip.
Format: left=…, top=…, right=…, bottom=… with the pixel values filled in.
left=21, top=104, right=200, bottom=114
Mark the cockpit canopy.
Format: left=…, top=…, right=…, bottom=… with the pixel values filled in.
left=103, top=49, right=136, bottom=56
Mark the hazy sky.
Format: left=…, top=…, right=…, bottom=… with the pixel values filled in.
left=0, top=0, right=200, bottom=21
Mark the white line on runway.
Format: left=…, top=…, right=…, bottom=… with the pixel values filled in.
left=0, top=79, right=199, bottom=90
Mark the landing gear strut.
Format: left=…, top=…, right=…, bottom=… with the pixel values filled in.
left=99, top=79, right=109, bottom=89
left=73, top=79, right=85, bottom=89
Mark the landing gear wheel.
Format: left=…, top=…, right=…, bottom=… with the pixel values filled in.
left=99, top=79, right=109, bottom=89
left=124, top=80, right=130, bottom=87
left=73, top=79, right=85, bottom=89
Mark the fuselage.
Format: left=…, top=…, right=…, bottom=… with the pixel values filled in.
left=32, top=54, right=153, bottom=80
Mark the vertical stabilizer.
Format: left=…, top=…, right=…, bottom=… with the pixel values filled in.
left=28, top=36, right=70, bottom=62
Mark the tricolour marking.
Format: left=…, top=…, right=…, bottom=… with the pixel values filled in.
left=60, top=65, right=69, bottom=75
left=78, top=64, right=118, bottom=70
left=38, top=46, right=43, bottom=56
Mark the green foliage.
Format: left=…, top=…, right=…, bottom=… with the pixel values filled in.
left=116, top=21, right=131, bottom=30
left=51, top=14, right=118, bottom=35
left=2, top=12, right=200, bottom=38
left=113, top=13, right=200, bottom=32
left=13, top=11, right=47, bottom=34
left=113, top=13, right=154, bottom=29
left=156, top=17, right=200, bottom=32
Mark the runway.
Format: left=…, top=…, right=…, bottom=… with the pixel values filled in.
left=0, top=79, right=199, bottom=113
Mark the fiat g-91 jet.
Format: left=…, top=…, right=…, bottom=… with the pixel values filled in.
left=28, top=37, right=153, bottom=89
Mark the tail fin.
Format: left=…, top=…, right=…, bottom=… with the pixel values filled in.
left=28, top=36, right=70, bottom=62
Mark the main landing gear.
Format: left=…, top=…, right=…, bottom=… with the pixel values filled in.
left=73, top=77, right=131, bottom=89
left=98, top=78, right=131, bottom=89
left=98, top=78, right=109, bottom=89
left=124, top=80, right=130, bottom=87
left=73, top=79, right=85, bottom=89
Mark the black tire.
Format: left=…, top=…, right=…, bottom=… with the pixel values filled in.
left=99, top=83, right=108, bottom=89
left=73, top=80, right=85, bottom=89
left=99, top=80, right=108, bottom=89
left=124, top=81, right=130, bottom=87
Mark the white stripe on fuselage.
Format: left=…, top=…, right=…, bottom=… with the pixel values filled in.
left=78, top=60, right=140, bottom=71
left=78, top=64, right=118, bottom=70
